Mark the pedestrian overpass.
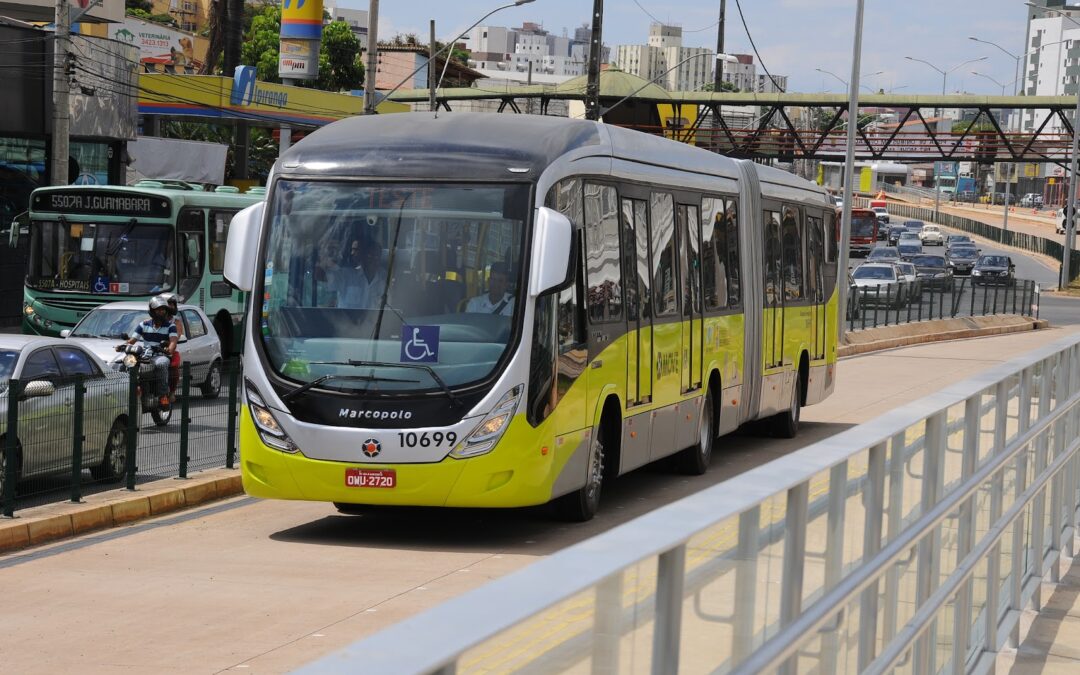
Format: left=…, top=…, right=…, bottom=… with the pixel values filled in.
left=389, top=72, right=1080, bottom=164
left=298, top=332, right=1080, bottom=674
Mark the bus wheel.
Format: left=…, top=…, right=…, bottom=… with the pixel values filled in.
left=770, top=372, right=802, bottom=439
left=553, top=422, right=606, bottom=522
left=677, top=386, right=715, bottom=475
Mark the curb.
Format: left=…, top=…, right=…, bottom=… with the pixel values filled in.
left=839, top=317, right=1048, bottom=358
left=0, top=468, right=243, bottom=555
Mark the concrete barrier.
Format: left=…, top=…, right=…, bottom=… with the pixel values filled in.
left=839, top=314, right=1048, bottom=357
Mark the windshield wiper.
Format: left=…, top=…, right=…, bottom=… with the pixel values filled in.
left=281, top=372, right=419, bottom=402
left=312, top=359, right=462, bottom=408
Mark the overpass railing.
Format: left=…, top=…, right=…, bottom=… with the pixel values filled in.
left=299, top=333, right=1080, bottom=675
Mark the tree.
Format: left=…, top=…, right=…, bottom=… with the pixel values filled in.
left=127, top=8, right=178, bottom=27
left=239, top=8, right=364, bottom=91
left=125, top=0, right=152, bottom=13
left=701, top=81, right=739, bottom=93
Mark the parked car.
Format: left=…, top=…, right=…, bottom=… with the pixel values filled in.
left=872, top=206, right=890, bottom=226
left=919, top=224, right=945, bottom=246
left=866, top=246, right=901, bottom=265
left=946, top=246, right=980, bottom=276
left=1020, top=193, right=1043, bottom=208
left=887, top=226, right=907, bottom=246
left=0, top=336, right=129, bottom=498
left=898, top=242, right=922, bottom=260
left=850, top=263, right=909, bottom=308
left=909, top=254, right=954, bottom=290
left=991, top=192, right=1015, bottom=206
left=972, top=255, right=1016, bottom=286
left=60, top=301, right=223, bottom=398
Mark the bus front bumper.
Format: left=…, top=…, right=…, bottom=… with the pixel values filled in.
left=239, top=409, right=572, bottom=508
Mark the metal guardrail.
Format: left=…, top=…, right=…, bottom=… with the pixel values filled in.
left=0, top=359, right=241, bottom=515
left=298, top=333, right=1080, bottom=675
left=847, top=278, right=1039, bottom=332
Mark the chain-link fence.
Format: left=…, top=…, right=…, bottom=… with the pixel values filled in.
left=847, top=277, right=1040, bottom=332
left=0, top=359, right=242, bottom=516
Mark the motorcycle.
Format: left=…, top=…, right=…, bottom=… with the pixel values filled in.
left=112, top=343, right=176, bottom=427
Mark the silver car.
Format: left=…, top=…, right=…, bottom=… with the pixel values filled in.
left=0, top=336, right=129, bottom=497
left=60, top=301, right=224, bottom=398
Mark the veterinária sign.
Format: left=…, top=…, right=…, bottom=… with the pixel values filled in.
left=109, top=18, right=202, bottom=70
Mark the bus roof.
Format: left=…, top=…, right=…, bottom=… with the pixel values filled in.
left=29, top=184, right=262, bottom=212
left=276, top=112, right=828, bottom=203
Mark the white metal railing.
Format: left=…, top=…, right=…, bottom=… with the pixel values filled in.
left=296, top=334, right=1080, bottom=675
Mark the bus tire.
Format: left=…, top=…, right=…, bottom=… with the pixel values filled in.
left=770, top=366, right=804, bottom=439
left=676, top=383, right=717, bottom=475
left=553, top=409, right=613, bottom=522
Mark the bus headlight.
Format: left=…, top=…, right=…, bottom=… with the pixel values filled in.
left=245, top=380, right=298, bottom=453
left=451, top=385, right=523, bottom=459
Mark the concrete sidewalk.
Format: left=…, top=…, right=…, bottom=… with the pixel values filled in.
left=1004, top=547, right=1080, bottom=674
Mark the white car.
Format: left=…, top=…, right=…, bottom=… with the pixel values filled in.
left=60, top=301, right=224, bottom=398
left=850, top=263, right=908, bottom=308
left=871, top=206, right=890, bottom=224
left=919, top=225, right=944, bottom=246
left=0, top=336, right=130, bottom=497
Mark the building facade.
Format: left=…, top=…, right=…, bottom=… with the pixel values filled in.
left=612, top=23, right=713, bottom=92
left=466, top=21, right=598, bottom=78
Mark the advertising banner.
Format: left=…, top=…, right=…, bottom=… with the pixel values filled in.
left=281, top=0, right=324, bottom=40
left=109, top=18, right=206, bottom=73
left=278, top=38, right=320, bottom=80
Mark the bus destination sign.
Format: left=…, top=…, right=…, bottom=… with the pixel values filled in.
left=32, top=191, right=171, bottom=219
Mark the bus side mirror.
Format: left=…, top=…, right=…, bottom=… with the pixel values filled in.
left=529, top=207, right=574, bottom=297
left=8, top=211, right=28, bottom=248
left=223, top=201, right=265, bottom=291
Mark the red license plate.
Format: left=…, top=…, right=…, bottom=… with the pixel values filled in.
left=344, top=468, right=396, bottom=488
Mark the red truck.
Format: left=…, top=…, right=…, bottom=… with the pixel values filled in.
left=841, top=207, right=879, bottom=256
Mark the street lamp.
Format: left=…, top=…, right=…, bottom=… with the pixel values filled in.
left=814, top=68, right=883, bottom=93
left=375, top=0, right=536, bottom=112
left=904, top=55, right=988, bottom=220
left=971, top=71, right=1020, bottom=96
left=836, top=0, right=866, bottom=353
left=968, top=36, right=1023, bottom=96
left=1026, top=1, right=1080, bottom=288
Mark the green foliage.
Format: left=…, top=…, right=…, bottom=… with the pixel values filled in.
left=701, top=81, right=739, bottom=92
left=239, top=8, right=363, bottom=91
left=126, top=8, right=177, bottom=27
left=952, top=120, right=997, bottom=134
left=125, top=0, right=152, bottom=13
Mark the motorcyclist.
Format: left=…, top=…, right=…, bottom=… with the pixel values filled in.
left=160, top=293, right=184, bottom=396
left=117, top=296, right=177, bottom=408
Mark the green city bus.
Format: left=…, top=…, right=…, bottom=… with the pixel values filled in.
left=17, top=182, right=262, bottom=353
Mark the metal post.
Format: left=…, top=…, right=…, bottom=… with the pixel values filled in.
left=858, top=444, right=886, bottom=670
left=429, top=20, right=437, bottom=112
left=584, top=0, right=604, bottom=121
left=125, top=368, right=138, bottom=490
left=69, top=374, right=84, bottom=503
left=952, top=396, right=980, bottom=674
left=178, top=362, right=191, bottom=479
left=363, top=0, right=380, bottom=115
left=51, top=0, right=71, bottom=186
left=279, top=78, right=294, bottom=156
left=226, top=362, right=239, bottom=469
left=914, top=410, right=946, bottom=674
left=822, top=461, right=849, bottom=675
left=1030, top=356, right=1053, bottom=607
left=592, top=572, right=623, bottom=675
left=3, top=380, right=19, bottom=517
left=883, top=430, right=907, bottom=643
left=1010, top=367, right=1033, bottom=647
left=732, top=506, right=760, bottom=666
left=778, top=482, right=809, bottom=675
left=713, top=0, right=726, bottom=92
left=836, top=0, right=865, bottom=346
left=1063, top=81, right=1080, bottom=288
left=984, top=380, right=1009, bottom=653
left=651, top=545, right=686, bottom=675
left=1050, top=352, right=1067, bottom=583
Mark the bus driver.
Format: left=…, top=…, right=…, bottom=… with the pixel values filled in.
left=465, top=262, right=514, bottom=316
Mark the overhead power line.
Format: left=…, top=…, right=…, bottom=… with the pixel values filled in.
left=733, top=0, right=784, bottom=92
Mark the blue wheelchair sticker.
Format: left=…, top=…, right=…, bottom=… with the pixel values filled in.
left=400, top=325, right=439, bottom=363
left=92, top=276, right=110, bottom=294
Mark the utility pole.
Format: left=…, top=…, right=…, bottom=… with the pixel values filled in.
left=429, top=20, right=437, bottom=112
left=51, top=0, right=71, bottom=186
left=363, top=0, right=380, bottom=114
left=713, top=0, right=725, bottom=92
left=584, top=0, right=603, bottom=121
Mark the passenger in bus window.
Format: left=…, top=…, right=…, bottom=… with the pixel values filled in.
left=465, top=262, right=514, bottom=316
left=336, top=236, right=387, bottom=308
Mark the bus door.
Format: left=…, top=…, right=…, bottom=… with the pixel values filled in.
left=621, top=197, right=652, bottom=407
left=807, top=211, right=826, bottom=361
left=677, top=202, right=703, bottom=392
left=582, top=182, right=625, bottom=417
left=763, top=208, right=784, bottom=371
left=176, top=207, right=206, bottom=303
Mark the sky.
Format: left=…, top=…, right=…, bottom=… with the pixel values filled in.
left=339, top=0, right=1032, bottom=95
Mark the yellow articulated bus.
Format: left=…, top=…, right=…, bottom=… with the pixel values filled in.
left=224, top=113, right=839, bottom=521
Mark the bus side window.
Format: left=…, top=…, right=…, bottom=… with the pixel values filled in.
left=781, top=206, right=804, bottom=302
left=583, top=183, right=622, bottom=323
left=725, top=198, right=741, bottom=309
left=177, top=208, right=205, bottom=300
left=208, top=210, right=235, bottom=274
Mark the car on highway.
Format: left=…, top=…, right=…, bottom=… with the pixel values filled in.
left=898, top=242, right=922, bottom=260
left=886, top=226, right=907, bottom=246
left=946, top=246, right=979, bottom=276
left=0, top=336, right=129, bottom=498
left=909, top=254, right=953, bottom=290
left=850, top=263, right=909, bottom=307
left=896, top=261, right=921, bottom=294
left=972, top=255, right=1016, bottom=286
left=872, top=206, right=890, bottom=227
left=1021, top=193, right=1043, bottom=208
left=945, top=234, right=973, bottom=250
left=60, top=301, right=224, bottom=398
left=919, top=224, right=945, bottom=246
left=903, top=220, right=925, bottom=233
left=866, top=246, right=901, bottom=264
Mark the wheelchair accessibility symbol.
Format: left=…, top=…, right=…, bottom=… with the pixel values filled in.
left=400, top=325, right=439, bottom=363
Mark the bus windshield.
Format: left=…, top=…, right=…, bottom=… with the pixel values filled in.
left=28, top=220, right=173, bottom=294
left=851, top=215, right=876, bottom=238
left=260, top=180, right=529, bottom=393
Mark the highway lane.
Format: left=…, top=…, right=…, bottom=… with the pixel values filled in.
left=0, top=327, right=1075, bottom=674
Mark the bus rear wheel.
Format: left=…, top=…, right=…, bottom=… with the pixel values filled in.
left=770, top=372, right=802, bottom=439
left=553, top=422, right=606, bottom=522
